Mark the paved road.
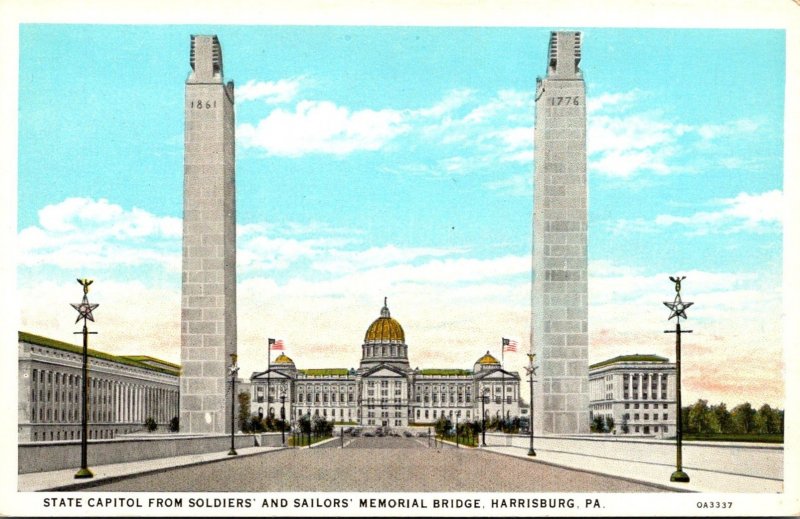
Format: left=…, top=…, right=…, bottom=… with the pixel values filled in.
left=87, top=436, right=666, bottom=492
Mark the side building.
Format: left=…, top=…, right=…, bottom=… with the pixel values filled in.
left=588, top=354, right=677, bottom=437
left=18, top=331, right=180, bottom=443
left=249, top=300, right=522, bottom=428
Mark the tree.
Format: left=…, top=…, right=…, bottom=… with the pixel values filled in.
left=620, top=416, right=629, bottom=434
left=144, top=417, right=157, bottom=432
left=590, top=415, right=605, bottom=433
left=755, top=404, right=781, bottom=434
left=605, top=415, right=615, bottom=433
left=169, top=416, right=179, bottom=433
left=434, top=416, right=453, bottom=437
left=312, top=415, right=333, bottom=437
left=731, top=402, right=757, bottom=434
left=237, top=391, right=251, bottom=433
left=688, top=399, right=715, bottom=434
left=298, top=414, right=312, bottom=436
left=712, top=402, right=733, bottom=434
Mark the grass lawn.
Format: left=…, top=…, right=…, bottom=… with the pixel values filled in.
left=287, top=435, right=333, bottom=447
left=683, top=433, right=783, bottom=444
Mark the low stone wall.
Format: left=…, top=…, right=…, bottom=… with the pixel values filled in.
left=18, top=432, right=283, bottom=474
left=485, top=433, right=783, bottom=480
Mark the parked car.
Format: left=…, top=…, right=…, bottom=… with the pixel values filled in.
left=403, top=430, right=413, bottom=437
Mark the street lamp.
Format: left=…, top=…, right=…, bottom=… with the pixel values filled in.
left=280, top=382, right=287, bottom=446
left=480, top=387, right=490, bottom=447
left=228, top=353, right=239, bottom=456
left=663, top=275, right=693, bottom=483
left=525, top=353, right=538, bottom=456
left=71, top=278, right=98, bottom=479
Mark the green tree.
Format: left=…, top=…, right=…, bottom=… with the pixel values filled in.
left=590, top=415, right=605, bottom=433
left=434, top=416, right=453, bottom=437
left=731, top=402, right=757, bottom=433
left=712, top=402, right=733, bottom=433
left=144, top=416, right=157, bottom=432
left=237, top=391, right=251, bottom=433
left=688, top=399, right=715, bottom=434
left=298, top=414, right=312, bottom=436
left=605, top=415, right=615, bottom=433
left=169, top=416, right=179, bottom=433
left=755, top=404, right=781, bottom=434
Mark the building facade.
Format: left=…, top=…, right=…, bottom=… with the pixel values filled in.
left=18, top=332, right=180, bottom=443
left=588, top=354, right=677, bottom=437
left=249, top=300, right=522, bottom=428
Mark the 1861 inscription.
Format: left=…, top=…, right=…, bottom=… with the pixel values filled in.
left=190, top=100, right=217, bottom=109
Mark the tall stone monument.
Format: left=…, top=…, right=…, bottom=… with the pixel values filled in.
left=531, top=31, right=590, bottom=434
left=180, top=35, right=238, bottom=434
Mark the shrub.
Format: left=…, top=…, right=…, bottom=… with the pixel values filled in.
left=145, top=417, right=158, bottom=432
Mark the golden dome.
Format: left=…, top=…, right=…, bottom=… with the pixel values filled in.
left=364, top=298, right=405, bottom=343
left=477, top=351, right=500, bottom=365
left=273, top=353, right=294, bottom=364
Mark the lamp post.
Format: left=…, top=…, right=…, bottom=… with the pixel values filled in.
left=280, top=382, right=287, bottom=446
left=525, top=353, right=538, bottom=456
left=228, top=353, right=239, bottom=456
left=71, top=278, right=98, bottom=479
left=663, top=275, right=693, bottom=483
left=480, top=387, right=489, bottom=447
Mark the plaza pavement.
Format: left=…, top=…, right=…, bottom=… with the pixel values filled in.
left=17, top=436, right=781, bottom=493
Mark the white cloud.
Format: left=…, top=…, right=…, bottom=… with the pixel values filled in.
left=586, top=89, right=640, bottom=114
left=18, top=198, right=181, bottom=270
left=654, top=190, right=782, bottom=235
left=238, top=100, right=410, bottom=156
left=587, top=90, right=761, bottom=179
left=312, top=245, right=462, bottom=274
left=235, top=78, right=305, bottom=104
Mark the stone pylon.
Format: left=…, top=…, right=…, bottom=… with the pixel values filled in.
left=180, top=35, right=238, bottom=434
left=531, top=31, right=590, bottom=435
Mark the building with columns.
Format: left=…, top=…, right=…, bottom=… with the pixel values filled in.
left=18, top=331, right=180, bottom=443
left=249, top=300, right=522, bottom=428
left=588, top=354, right=677, bottom=437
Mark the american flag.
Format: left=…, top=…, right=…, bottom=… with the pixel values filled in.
left=502, top=337, right=517, bottom=352
left=268, top=338, right=285, bottom=350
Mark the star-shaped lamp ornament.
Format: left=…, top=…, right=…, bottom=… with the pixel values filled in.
left=664, top=297, right=693, bottom=320
left=70, top=278, right=98, bottom=324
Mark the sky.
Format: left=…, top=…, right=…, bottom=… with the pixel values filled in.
left=15, top=24, right=786, bottom=408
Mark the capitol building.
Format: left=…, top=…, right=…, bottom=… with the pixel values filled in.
left=249, top=299, right=523, bottom=428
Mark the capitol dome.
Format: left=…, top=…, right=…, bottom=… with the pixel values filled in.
left=273, top=353, right=294, bottom=365
left=474, top=351, right=500, bottom=373
left=359, top=298, right=410, bottom=371
left=364, top=298, right=405, bottom=343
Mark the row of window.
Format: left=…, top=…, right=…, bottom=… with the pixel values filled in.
left=623, top=392, right=668, bottom=400
left=624, top=413, right=669, bottom=421
left=625, top=402, right=668, bottom=410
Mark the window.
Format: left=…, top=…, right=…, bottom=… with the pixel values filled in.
left=663, top=413, right=668, bottom=420
left=663, top=403, right=668, bottom=409
left=634, top=403, right=639, bottom=409
left=634, top=414, right=639, bottom=420
left=644, top=414, right=649, bottom=420
left=644, top=404, right=649, bottom=409
left=624, top=403, right=629, bottom=409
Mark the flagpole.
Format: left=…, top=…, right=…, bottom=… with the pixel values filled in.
left=501, top=338, right=505, bottom=425
left=267, top=338, right=272, bottom=419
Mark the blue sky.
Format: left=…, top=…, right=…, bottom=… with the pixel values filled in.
left=17, top=25, right=785, bottom=406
